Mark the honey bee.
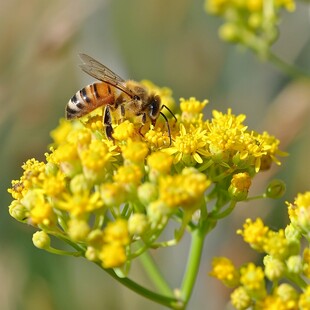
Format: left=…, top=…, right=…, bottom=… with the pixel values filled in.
left=66, top=53, right=175, bottom=144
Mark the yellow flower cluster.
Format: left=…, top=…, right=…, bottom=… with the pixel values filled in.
left=211, top=191, right=310, bottom=309
left=8, top=82, right=285, bottom=271
left=205, top=0, right=295, bottom=55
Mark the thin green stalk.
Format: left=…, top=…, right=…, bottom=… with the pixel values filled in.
left=266, top=51, right=310, bottom=80
left=180, top=225, right=206, bottom=306
left=139, top=250, right=175, bottom=297
left=96, top=263, right=179, bottom=308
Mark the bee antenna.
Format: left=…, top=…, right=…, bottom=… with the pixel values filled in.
left=161, top=105, right=177, bottom=122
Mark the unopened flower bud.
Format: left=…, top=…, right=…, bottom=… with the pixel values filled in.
left=33, top=231, right=51, bottom=249
left=265, top=179, right=286, bottom=199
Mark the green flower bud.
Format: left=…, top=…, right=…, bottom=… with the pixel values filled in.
left=265, top=179, right=286, bottom=199
left=32, top=231, right=51, bottom=250
left=9, top=201, right=28, bottom=222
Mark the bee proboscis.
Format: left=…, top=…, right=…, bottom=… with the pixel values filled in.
left=66, top=53, right=176, bottom=144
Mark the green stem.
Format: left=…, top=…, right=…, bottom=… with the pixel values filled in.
left=96, top=263, right=179, bottom=308
left=139, top=250, right=174, bottom=297
left=180, top=225, right=206, bottom=306
left=266, top=51, right=310, bottom=80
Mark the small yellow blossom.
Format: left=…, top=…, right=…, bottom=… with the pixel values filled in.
left=263, top=229, right=289, bottom=259
left=147, top=151, right=173, bottom=175
left=137, top=183, right=158, bottom=205
left=288, top=192, right=310, bottom=233
left=100, top=183, right=127, bottom=207
left=50, top=119, right=74, bottom=145
left=99, top=243, right=127, bottom=268
left=122, top=140, right=149, bottom=163
left=80, top=139, right=111, bottom=171
left=287, top=255, right=303, bottom=274
left=42, top=171, right=67, bottom=197
left=67, top=218, right=90, bottom=242
left=209, top=257, right=240, bottom=287
left=230, top=286, right=252, bottom=310
left=113, top=164, right=143, bottom=186
left=298, top=286, right=310, bottom=310
left=240, top=263, right=266, bottom=299
left=145, top=125, right=171, bottom=148
left=21, top=189, right=56, bottom=226
left=159, top=168, right=210, bottom=209
left=237, top=218, right=269, bottom=252
left=263, top=255, right=285, bottom=281
left=275, top=284, right=299, bottom=310
left=256, top=295, right=286, bottom=310
left=229, top=172, right=252, bottom=201
left=57, top=191, right=103, bottom=217
left=180, top=97, right=208, bottom=124
left=128, top=213, right=149, bottom=236
left=113, top=120, right=137, bottom=141
left=103, top=219, right=130, bottom=246
left=164, top=124, right=209, bottom=165
left=67, top=127, right=92, bottom=147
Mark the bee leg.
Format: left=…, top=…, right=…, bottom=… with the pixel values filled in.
left=138, top=113, right=147, bottom=138
left=103, top=105, right=114, bottom=140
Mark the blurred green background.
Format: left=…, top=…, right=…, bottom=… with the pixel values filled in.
left=1, top=0, right=310, bottom=309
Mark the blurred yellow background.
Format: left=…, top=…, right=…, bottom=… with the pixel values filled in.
left=1, top=0, right=310, bottom=309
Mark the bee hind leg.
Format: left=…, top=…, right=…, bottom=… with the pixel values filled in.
left=103, top=106, right=114, bottom=140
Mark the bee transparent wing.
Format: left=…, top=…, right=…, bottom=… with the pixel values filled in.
left=79, top=53, right=135, bottom=97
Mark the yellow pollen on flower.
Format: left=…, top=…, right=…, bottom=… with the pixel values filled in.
left=85, top=115, right=104, bottom=131
left=145, top=126, right=171, bottom=149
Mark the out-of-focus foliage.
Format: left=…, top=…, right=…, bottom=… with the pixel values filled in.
left=1, top=0, right=309, bottom=309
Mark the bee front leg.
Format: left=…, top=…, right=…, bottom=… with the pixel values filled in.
left=103, top=105, right=114, bottom=140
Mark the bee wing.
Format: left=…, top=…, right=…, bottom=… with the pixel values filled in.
left=79, top=53, right=135, bottom=97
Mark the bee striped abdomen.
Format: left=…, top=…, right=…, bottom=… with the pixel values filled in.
left=66, top=82, right=115, bottom=120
